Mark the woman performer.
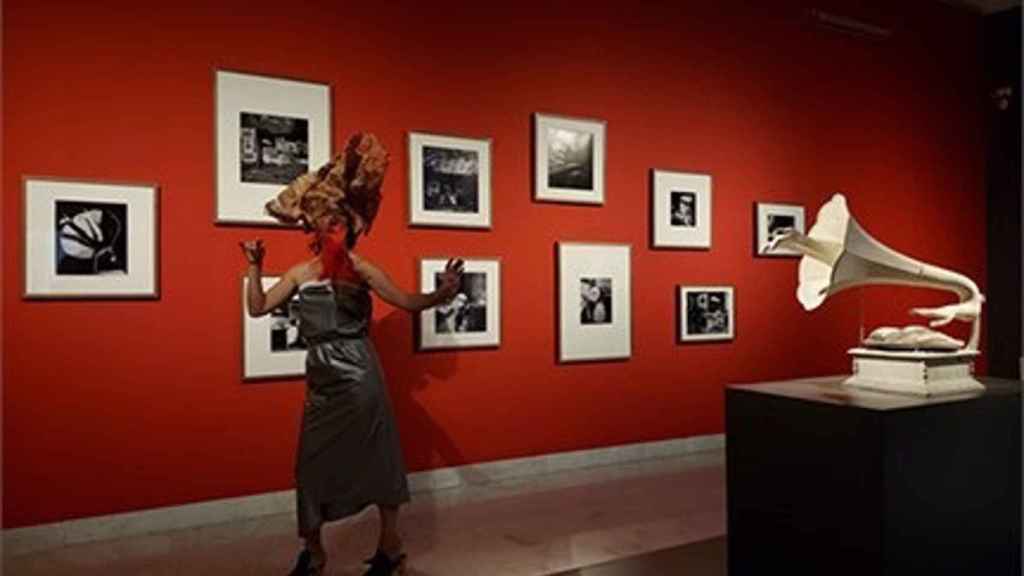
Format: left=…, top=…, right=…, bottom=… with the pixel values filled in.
left=241, top=133, right=463, bottom=576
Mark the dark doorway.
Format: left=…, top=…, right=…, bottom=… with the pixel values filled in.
left=985, top=7, right=1022, bottom=379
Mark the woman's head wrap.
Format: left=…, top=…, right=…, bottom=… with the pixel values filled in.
left=265, top=132, right=389, bottom=233
left=265, top=132, right=389, bottom=282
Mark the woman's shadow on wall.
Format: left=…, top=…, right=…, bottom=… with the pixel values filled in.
left=370, top=309, right=492, bottom=573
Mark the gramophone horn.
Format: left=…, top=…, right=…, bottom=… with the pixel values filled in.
left=769, top=194, right=984, bottom=351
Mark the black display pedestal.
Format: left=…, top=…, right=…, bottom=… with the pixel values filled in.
left=726, top=377, right=1021, bottom=576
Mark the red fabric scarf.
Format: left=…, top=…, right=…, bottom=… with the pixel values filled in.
left=317, top=230, right=356, bottom=282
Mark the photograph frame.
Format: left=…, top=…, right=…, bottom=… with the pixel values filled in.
left=651, top=169, right=712, bottom=250
left=408, top=132, right=493, bottom=229
left=755, top=202, right=806, bottom=257
left=418, top=257, right=502, bottom=351
left=534, top=113, right=606, bottom=205
left=557, top=242, right=632, bottom=363
left=214, top=68, right=333, bottom=227
left=23, top=175, right=160, bottom=300
left=242, top=274, right=307, bottom=381
left=678, top=285, right=735, bottom=343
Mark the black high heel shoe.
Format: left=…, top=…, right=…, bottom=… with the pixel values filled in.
left=288, top=549, right=323, bottom=576
left=363, top=549, right=407, bottom=575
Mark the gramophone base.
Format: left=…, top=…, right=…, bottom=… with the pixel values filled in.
left=845, top=348, right=984, bottom=397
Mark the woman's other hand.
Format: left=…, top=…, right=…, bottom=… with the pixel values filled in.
left=240, top=239, right=265, bottom=266
left=436, top=258, right=465, bottom=302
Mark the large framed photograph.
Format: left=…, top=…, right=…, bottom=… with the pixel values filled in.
left=418, top=258, right=501, bottom=350
left=534, top=113, right=606, bottom=205
left=651, top=170, right=712, bottom=249
left=558, top=243, right=631, bottom=363
left=408, top=132, right=492, bottom=229
left=679, top=286, right=735, bottom=343
left=215, top=69, right=332, bottom=226
left=242, top=276, right=307, bottom=380
left=756, top=202, right=805, bottom=257
left=23, top=177, right=159, bottom=299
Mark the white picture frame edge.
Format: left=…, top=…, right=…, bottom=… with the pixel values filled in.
left=241, top=274, right=306, bottom=381
left=23, top=175, right=161, bottom=300
left=214, top=68, right=333, bottom=227
left=756, top=202, right=806, bottom=257
left=651, top=169, right=713, bottom=250
left=408, top=131, right=493, bottom=230
left=557, top=241, right=632, bottom=363
left=678, top=285, right=736, bottom=343
left=417, top=257, right=502, bottom=351
left=534, top=113, right=607, bottom=206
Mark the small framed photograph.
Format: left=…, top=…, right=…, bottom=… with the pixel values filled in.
left=418, top=258, right=501, bottom=350
left=23, top=177, right=159, bottom=299
left=242, top=276, right=307, bottom=380
left=409, top=132, right=492, bottom=229
left=558, top=242, right=631, bottom=363
left=651, top=170, right=712, bottom=249
left=534, top=113, right=606, bottom=205
left=756, top=202, right=805, bottom=257
left=215, top=69, right=332, bottom=226
left=679, top=286, right=735, bottom=342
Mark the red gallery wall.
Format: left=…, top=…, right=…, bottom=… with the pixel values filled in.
left=2, top=0, right=985, bottom=528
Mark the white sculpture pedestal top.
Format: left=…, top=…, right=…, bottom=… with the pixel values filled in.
left=845, top=348, right=984, bottom=398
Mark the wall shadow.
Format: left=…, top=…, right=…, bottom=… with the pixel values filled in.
left=370, top=309, right=490, bottom=573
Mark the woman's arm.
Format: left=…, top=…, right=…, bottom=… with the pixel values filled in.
left=353, top=254, right=463, bottom=312
left=240, top=240, right=300, bottom=317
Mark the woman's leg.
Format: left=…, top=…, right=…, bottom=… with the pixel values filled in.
left=377, top=505, right=403, bottom=557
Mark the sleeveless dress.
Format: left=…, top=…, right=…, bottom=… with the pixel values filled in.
left=293, top=279, right=410, bottom=534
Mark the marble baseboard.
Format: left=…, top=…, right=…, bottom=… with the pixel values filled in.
left=3, top=434, right=724, bottom=557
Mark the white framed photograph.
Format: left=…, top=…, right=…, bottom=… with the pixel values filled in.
left=418, top=258, right=501, bottom=350
left=242, top=276, right=307, bottom=380
left=756, top=202, right=805, bottom=257
left=651, top=170, right=712, bottom=249
left=558, top=243, right=631, bottom=363
left=409, top=132, right=492, bottom=229
left=679, top=286, right=735, bottom=343
left=534, top=113, right=606, bottom=205
left=23, top=176, right=159, bottom=299
left=215, top=69, right=332, bottom=226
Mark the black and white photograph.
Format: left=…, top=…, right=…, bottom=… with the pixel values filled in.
left=670, top=191, right=697, bottom=227
left=756, top=202, right=805, bottom=257
left=434, top=271, right=488, bottom=334
left=269, top=297, right=307, bottom=353
left=409, top=133, right=492, bottom=229
left=419, top=258, right=501, bottom=349
left=558, top=243, right=631, bottom=363
left=679, top=286, right=735, bottom=342
left=580, top=277, right=613, bottom=325
left=423, top=146, right=479, bottom=213
left=534, top=114, right=606, bottom=204
left=767, top=213, right=796, bottom=239
left=547, top=128, right=594, bottom=190
left=243, top=276, right=306, bottom=380
left=651, top=170, right=712, bottom=249
left=216, top=70, right=331, bottom=225
left=687, top=291, right=730, bottom=335
left=239, top=112, right=309, bottom=185
left=55, top=200, right=128, bottom=276
left=25, top=177, right=159, bottom=299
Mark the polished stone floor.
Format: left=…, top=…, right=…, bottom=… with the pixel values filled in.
left=550, top=537, right=725, bottom=576
left=4, top=450, right=725, bottom=575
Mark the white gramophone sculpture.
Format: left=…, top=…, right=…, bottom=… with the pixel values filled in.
left=768, top=194, right=985, bottom=397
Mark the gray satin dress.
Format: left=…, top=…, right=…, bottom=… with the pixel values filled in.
left=294, top=280, right=410, bottom=535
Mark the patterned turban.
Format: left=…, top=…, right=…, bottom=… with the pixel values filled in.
left=265, top=132, right=390, bottom=233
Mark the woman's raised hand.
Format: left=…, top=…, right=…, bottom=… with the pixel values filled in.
left=240, top=239, right=265, bottom=266
left=436, top=258, right=465, bottom=301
